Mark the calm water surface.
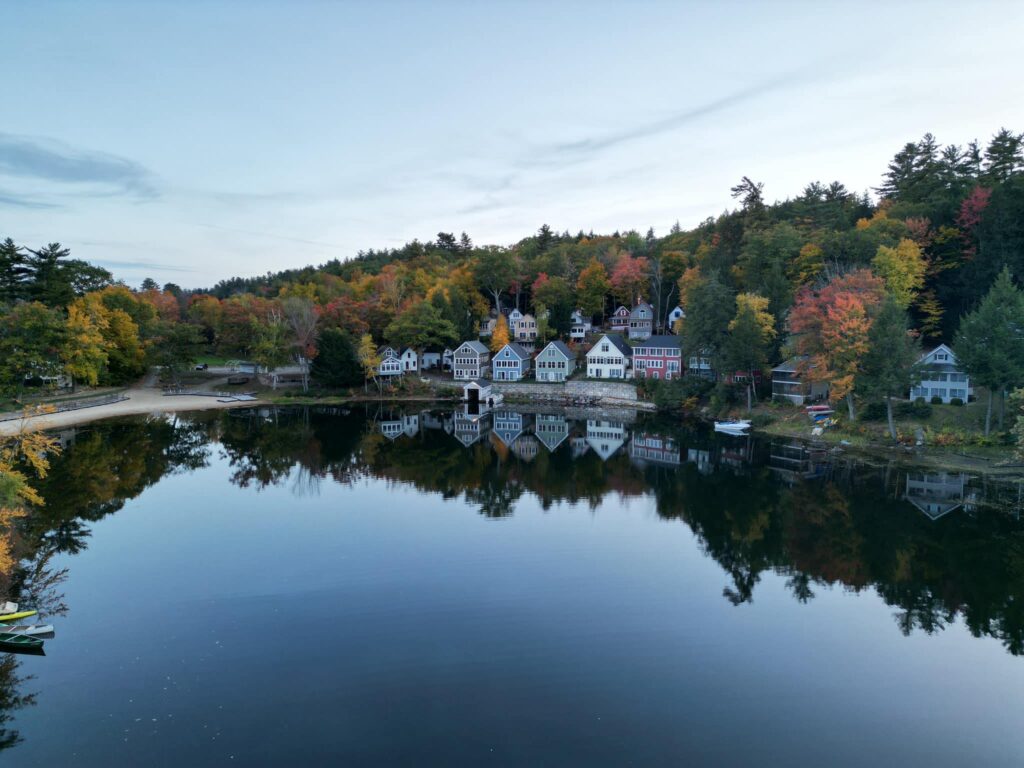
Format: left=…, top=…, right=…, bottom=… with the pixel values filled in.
left=3, top=405, right=1024, bottom=766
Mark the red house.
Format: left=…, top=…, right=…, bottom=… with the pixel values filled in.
left=633, top=336, right=683, bottom=380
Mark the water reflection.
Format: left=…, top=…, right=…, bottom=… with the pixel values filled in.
left=5, top=402, right=1024, bottom=744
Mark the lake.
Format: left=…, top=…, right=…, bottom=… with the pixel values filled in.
left=2, top=404, right=1024, bottom=766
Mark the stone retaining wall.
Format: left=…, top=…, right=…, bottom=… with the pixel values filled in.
left=491, top=380, right=637, bottom=401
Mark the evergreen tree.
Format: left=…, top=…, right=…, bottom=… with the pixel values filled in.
left=312, top=328, right=361, bottom=388
left=954, top=268, right=1024, bottom=434
left=680, top=272, right=735, bottom=376
left=0, top=238, right=29, bottom=304
left=860, top=297, right=921, bottom=440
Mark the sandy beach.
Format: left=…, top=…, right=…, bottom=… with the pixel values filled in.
left=0, top=387, right=265, bottom=436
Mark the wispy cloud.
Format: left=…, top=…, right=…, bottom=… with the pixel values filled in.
left=0, top=132, right=157, bottom=198
left=93, top=259, right=197, bottom=273
left=195, top=223, right=350, bottom=249
left=528, top=66, right=825, bottom=167
left=0, top=188, right=60, bottom=209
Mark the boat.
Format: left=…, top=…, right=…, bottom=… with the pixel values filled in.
left=0, top=624, right=54, bottom=637
left=0, top=632, right=43, bottom=650
left=0, top=602, right=17, bottom=614
left=715, top=419, right=751, bottom=434
left=0, top=610, right=37, bottom=622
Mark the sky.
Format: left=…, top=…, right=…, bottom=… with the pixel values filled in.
left=2, top=1, right=1023, bottom=289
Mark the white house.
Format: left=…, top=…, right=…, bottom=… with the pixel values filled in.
left=377, top=347, right=403, bottom=378
left=667, top=305, right=685, bottom=331
left=904, top=471, right=969, bottom=520
left=453, top=341, right=491, bottom=380
left=628, top=301, right=654, bottom=340
left=453, top=407, right=491, bottom=447
left=422, top=350, right=442, bottom=369
left=586, top=333, right=631, bottom=379
left=535, top=340, right=576, bottom=382
left=492, top=343, right=532, bottom=381
left=399, top=348, right=419, bottom=372
left=569, top=310, right=592, bottom=341
left=910, top=345, right=972, bottom=404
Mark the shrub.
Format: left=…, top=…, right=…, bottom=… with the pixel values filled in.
left=859, top=402, right=887, bottom=421
left=896, top=400, right=932, bottom=419
left=950, top=397, right=964, bottom=406
left=751, top=413, right=774, bottom=428
left=930, top=395, right=943, bottom=405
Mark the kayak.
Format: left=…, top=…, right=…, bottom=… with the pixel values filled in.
left=0, top=624, right=53, bottom=637
left=0, top=610, right=37, bottom=622
left=0, top=632, right=43, bottom=650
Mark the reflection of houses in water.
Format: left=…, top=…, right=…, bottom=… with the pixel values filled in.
left=378, top=418, right=404, bottom=441
left=570, top=435, right=590, bottom=460
left=511, top=435, right=540, bottom=463
left=718, top=438, right=754, bottom=471
left=586, top=419, right=628, bottom=461
left=492, top=411, right=532, bottom=448
left=904, top=472, right=973, bottom=520
left=687, top=448, right=712, bottom=475
left=453, top=408, right=492, bottom=447
left=629, top=432, right=681, bottom=467
left=768, top=439, right=828, bottom=484
left=420, top=411, right=446, bottom=432
left=535, top=413, right=570, bottom=452
left=54, top=428, right=77, bottom=451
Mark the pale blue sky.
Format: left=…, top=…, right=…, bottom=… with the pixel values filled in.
left=2, top=1, right=1022, bottom=288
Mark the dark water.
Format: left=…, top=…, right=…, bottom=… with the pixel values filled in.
left=3, top=404, right=1024, bottom=766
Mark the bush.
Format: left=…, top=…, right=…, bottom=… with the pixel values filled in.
left=896, top=400, right=932, bottom=419
left=750, top=413, right=775, bottom=428
left=859, top=401, right=887, bottom=421
left=930, top=395, right=943, bottom=405
left=950, top=397, right=964, bottom=406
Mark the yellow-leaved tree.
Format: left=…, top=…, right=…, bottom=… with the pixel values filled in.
left=490, top=315, right=510, bottom=353
left=61, top=301, right=109, bottom=389
left=872, top=238, right=926, bottom=310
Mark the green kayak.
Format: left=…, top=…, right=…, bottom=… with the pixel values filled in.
left=0, top=632, right=43, bottom=650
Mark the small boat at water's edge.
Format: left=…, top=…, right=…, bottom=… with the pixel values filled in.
left=0, top=610, right=37, bottom=622
left=715, top=419, right=751, bottom=434
left=0, top=624, right=54, bottom=637
left=0, top=632, right=43, bottom=650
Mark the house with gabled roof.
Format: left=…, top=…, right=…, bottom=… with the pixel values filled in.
left=772, top=356, right=828, bottom=405
left=453, top=340, right=491, bottom=380
left=586, top=418, right=627, bottom=461
left=535, top=340, right=576, bottom=382
left=609, top=305, right=630, bottom=334
left=399, top=347, right=419, bottom=372
left=628, top=300, right=654, bottom=340
left=492, top=410, right=532, bottom=448
left=667, top=305, right=685, bottom=332
left=508, top=309, right=538, bottom=343
left=492, top=342, right=532, bottom=381
left=377, top=346, right=403, bottom=378
left=909, top=344, right=972, bottom=404
left=586, top=333, right=631, bottom=379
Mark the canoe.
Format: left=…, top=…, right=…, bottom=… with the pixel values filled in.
left=0, top=610, right=37, bottom=622
left=0, top=624, right=54, bottom=637
left=1, top=602, right=16, bottom=614
left=0, top=632, right=43, bottom=650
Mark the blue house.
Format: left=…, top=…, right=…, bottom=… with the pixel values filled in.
left=492, top=343, right=533, bottom=381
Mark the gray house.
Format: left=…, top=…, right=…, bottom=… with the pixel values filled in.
left=535, top=340, right=576, bottom=382
left=453, top=341, right=491, bottom=381
left=628, top=301, right=654, bottom=340
left=771, top=356, right=828, bottom=405
left=492, top=343, right=532, bottom=381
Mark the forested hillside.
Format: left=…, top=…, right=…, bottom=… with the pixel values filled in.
left=3, top=128, right=1024, bottom=424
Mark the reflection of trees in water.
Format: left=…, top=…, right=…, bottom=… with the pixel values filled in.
left=20, top=406, right=1024, bottom=659
left=0, top=653, right=37, bottom=753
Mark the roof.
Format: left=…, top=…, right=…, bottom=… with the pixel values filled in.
left=772, top=355, right=809, bottom=374
left=498, top=342, right=531, bottom=360
left=629, top=301, right=653, bottom=318
left=635, top=335, right=682, bottom=350
left=464, top=378, right=492, bottom=389
left=542, top=340, right=574, bottom=359
left=457, top=340, right=489, bottom=355
left=588, top=333, right=632, bottom=357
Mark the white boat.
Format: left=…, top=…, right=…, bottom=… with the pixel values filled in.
left=714, top=419, right=751, bottom=434
left=0, top=624, right=53, bottom=637
left=0, top=602, right=17, bottom=614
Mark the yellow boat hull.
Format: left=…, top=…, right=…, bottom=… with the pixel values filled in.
left=0, top=611, right=36, bottom=622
